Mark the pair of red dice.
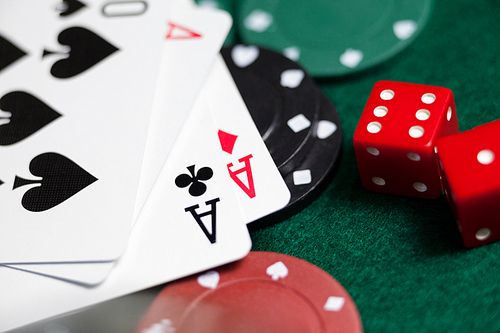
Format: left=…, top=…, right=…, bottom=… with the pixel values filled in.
left=354, top=81, right=499, bottom=248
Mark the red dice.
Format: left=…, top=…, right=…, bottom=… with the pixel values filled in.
left=436, top=120, right=500, bottom=248
left=353, top=81, right=459, bottom=198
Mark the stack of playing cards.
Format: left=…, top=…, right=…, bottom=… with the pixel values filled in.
left=0, top=0, right=290, bottom=330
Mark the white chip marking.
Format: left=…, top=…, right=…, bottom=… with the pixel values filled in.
left=283, top=46, right=301, bottom=61
left=197, top=270, right=220, bottom=289
left=317, top=120, right=337, bottom=139
left=293, top=169, right=312, bottom=185
left=477, top=149, right=495, bottom=165
left=142, top=319, right=176, bottom=333
left=393, top=20, right=418, bottom=40
left=339, top=48, right=363, bottom=68
left=281, top=69, right=305, bottom=88
left=142, top=319, right=175, bottom=333
left=231, top=45, right=259, bottom=68
left=324, top=296, right=346, bottom=312
left=266, top=261, right=289, bottom=280
left=244, top=9, right=273, bottom=32
left=287, top=114, right=311, bottom=133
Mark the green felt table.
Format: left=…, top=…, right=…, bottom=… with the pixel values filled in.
left=243, top=1, right=500, bottom=332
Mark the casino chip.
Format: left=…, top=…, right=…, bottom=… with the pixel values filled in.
left=254, top=90, right=342, bottom=229
left=135, top=251, right=363, bottom=333
left=236, top=0, right=433, bottom=77
left=222, top=45, right=342, bottom=229
left=221, top=45, right=320, bottom=171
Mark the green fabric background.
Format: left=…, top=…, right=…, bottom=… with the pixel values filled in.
left=231, top=0, right=500, bottom=332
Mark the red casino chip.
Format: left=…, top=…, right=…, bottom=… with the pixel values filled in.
left=135, top=252, right=363, bottom=333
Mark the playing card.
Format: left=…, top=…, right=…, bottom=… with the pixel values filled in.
left=207, top=56, right=291, bottom=222
left=2, top=0, right=231, bottom=286
left=134, top=0, right=232, bottom=220
left=0, top=59, right=252, bottom=332
left=0, top=0, right=171, bottom=263
left=2, top=261, right=115, bottom=285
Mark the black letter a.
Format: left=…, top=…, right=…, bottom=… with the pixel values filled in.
left=184, top=198, right=220, bottom=244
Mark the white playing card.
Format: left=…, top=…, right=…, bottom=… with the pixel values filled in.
left=4, top=260, right=115, bottom=286
left=0, top=60, right=252, bottom=331
left=134, top=0, right=232, bottom=221
left=2, top=0, right=232, bottom=286
left=0, top=0, right=170, bottom=263
left=2, top=261, right=115, bottom=285
left=206, top=56, right=291, bottom=222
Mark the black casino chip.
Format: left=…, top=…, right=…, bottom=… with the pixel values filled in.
left=260, top=91, right=342, bottom=228
left=222, top=45, right=342, bottom=229
left=221, top=45, right=320, bottom=171
left=249, top=89, right=342, bottom=229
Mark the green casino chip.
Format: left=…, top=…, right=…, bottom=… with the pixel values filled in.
left=236, top=0, right=433, bottom=77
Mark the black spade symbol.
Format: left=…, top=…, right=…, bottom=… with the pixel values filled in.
left=58, top=0, right=87, bottom=17
left=175, top=165, right=213, bottom=197
left=0, top=91, right=62, bottom=146
left=0, top=35, right=27, bottom=73
left=45, top=27, right=119, bottom=79
left=13, top=152, right=98, bottom=212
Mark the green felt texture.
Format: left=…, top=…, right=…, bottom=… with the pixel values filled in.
left=229, top=0, right=500, bottom=332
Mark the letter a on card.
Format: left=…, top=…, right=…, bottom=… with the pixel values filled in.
left=166, top=22, right=202, bottom=39
left=218, top=130, right=256, bottom=198
left=227, top=154, right=256, bottom=198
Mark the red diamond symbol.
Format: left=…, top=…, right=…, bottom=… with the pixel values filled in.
left=218, top=130, right=238, bottom=154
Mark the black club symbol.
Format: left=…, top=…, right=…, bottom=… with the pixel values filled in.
left=175, top=165, right=213, bottom=197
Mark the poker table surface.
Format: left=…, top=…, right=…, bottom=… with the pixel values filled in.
left=248, top=1, right=500, bottom=332
left=9, top=1, right=500, bottom=333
